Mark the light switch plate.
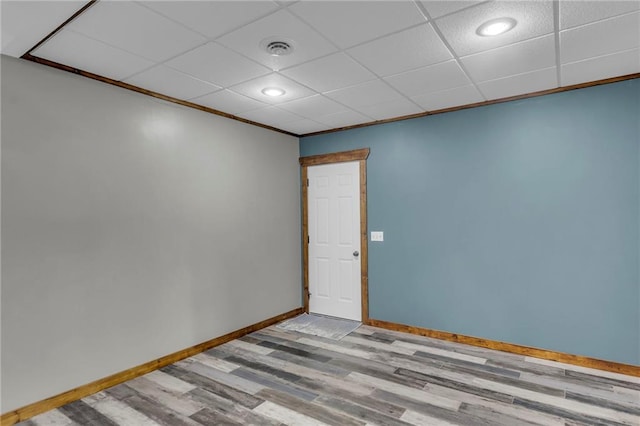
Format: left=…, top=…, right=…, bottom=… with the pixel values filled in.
left=371, top=231, right=384, bottom=242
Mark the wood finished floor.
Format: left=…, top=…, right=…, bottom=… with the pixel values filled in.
left=20, top=324, right=640, bottom=426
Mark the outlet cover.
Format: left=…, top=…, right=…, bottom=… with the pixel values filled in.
left=371, top=231, right=384, bottom=242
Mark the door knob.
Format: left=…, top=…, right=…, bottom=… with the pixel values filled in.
left=353, top=251, right=359, bottom=257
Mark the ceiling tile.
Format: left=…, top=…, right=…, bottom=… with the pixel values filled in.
left=278, top=95, right=348, bottom=118
left=1, top=0, right=85, bottom=57
left=435, top=0, right=554, bottom=57
left=561, top=48, right=640, bottom=86
left=314, top=110, right=373, bottom=128
left=281, top=53, right=376, bottom=92
left=217, top=9, right=337, bottom=70
left=385, top=60, right=471, bottom=97
left=140, top=1, right=280, bottom=38
left=324, top=79, right=407, bottom=109
left=289, top=1, right=426, bottom=49
left=461, top=34, right=556, bottom=82
left=419, top=1, right=487, bottom=19
left=32, top=29, right=154, bottom=81
left=230, top=73, right=316, bottom=104
left=66, top=1, right=206, bottom=62
left=124, top=65, right=220, bottom=100
left=411, top=85, right=484, bottom=111
left=239, top=106, right=303, bottom=126
left=347, top=24, right=452, bottom=77
left=190, top=90, right=267, bottom=114
left=165, top=42, right=270, bottom=87
left=478, top=66, right=558, bottom=100
left=355, top=98, right=423, bottom=121
left=279, top=119, right=330, bottom=135
left=560, top=11, right=640, bottom=64
left=560, top=1, right=640, bottom=30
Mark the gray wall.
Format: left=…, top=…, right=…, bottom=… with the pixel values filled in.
left=1, top=55, right=301, bottom=411
left=301, top=79, right=640, bottom=365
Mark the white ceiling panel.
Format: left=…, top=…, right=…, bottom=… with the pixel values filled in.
left=281, top=52, right=376, bottom=93
left=32, top=29, right=153, bottom=81
left=560, top=11, right=640, bottom=64
left=124, top=65, right=220, bottom=100
left=435, top=0, right=554, bottom=57
left=411, top=84, right=484, bottom=111
left=289, top=1, right=426, bottom=49
left=230, top=73, right=315, bottom=104
left=562, top=48, right=640, bottom=86
left=314, top=110, right=373, bottom=127
left=325, top=80, right=408, bottom=109
left=1, top=0, right=85, bottom=57
left=217, top=9, right=337, bottom=70
left=356, top=98, right=423, bottom=121
left=419, top=1, right=487, bottom=19
left=165, top=42, right=271, bottom=87
left=140, top=1, right=280, bottom=39
left=347, top=24, right=452, bottom=77
left=190, top=90, right=267, bottom=114
left=560, top=1, right=640, bottom=30
left=66, top=1, right=206, bottom=62
left=279, top=119, right=330, bottom=134
left=478, top=66, right=558, bottom=100
left=278, top=95, right=348, bottom=118
left=385, top=60, right=471, bottom=97
left=239, top=106, right=303, bottom=126
left=461, top=34, right=556, bottom=82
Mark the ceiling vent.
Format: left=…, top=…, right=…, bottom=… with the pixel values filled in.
left=261, top=38, right=294, bottom=56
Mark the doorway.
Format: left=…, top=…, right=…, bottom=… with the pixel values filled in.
left=299, top=148, right=369, bottom=322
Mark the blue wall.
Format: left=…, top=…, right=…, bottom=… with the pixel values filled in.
left=301, top=80, right=640, bottom=365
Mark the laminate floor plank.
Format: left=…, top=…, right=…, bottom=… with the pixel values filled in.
left=17, top=322, right=640, bottom=426
left=252, top=401, right=328, bottom=426
left=103, top=390, right=201, bottom=426
left=394, top=367, right=515, bottom=403
left=519, top=372, right=640, bottom=407
left=313, top=395, right=414, bottom=426
left=268, top=348, right=351, bottom=377
left=57, top=400, right=119, bottom=426
left=374, top=388, right=565, bottom=426
left=185, top=388, right=282, bottom=426
left=231, top=368, right=319, bottom=401
left=160, top=364, right=264, bottom=409
left=295, top=377, right=405, bottom=417
left=82, top=392, right=160, bottom=426
left=25, top=409, right=76, bottom=426
left=524, top=357, right=640, bottom=385
left=256, top=388, right=366, bottom=426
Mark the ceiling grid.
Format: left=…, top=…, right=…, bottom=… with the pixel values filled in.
left=2, top=0, right=638, bottom=136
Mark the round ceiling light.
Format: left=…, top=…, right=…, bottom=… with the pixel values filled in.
left=262, top=87, right=286, bottom=97
left=476, top=17, right=517, bottom=37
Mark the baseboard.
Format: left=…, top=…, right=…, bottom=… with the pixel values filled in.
left=1, top=307, right=304, bottom=425
left=365, top=318, right=640, bottom=377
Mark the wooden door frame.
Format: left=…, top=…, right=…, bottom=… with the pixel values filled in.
left=299, top=148, right=370, bottom=322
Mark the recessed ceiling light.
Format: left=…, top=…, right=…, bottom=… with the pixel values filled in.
left=262, top=87, right=286, bottom=97
left=476, top=17, right=517, bottom=37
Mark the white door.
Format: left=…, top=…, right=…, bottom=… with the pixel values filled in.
left=308, top=161, right=362, bottom=321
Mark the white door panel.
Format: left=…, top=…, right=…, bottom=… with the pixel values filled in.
left=308, top=161, right=361, bottom=321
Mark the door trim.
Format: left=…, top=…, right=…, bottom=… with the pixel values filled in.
left=299, top=148, right=370, bottom=322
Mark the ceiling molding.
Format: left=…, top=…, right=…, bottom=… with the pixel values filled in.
left=301, top=72, right=640, bottom=137
left=22, top=53, right=298, bottom=138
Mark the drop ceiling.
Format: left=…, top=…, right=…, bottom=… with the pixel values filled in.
left=2, top=1, right=639, bottom=136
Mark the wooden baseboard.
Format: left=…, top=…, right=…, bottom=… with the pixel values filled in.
left=1, top=307, right=304, bottom=425
left=365, top=318, right=640, bottom=377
